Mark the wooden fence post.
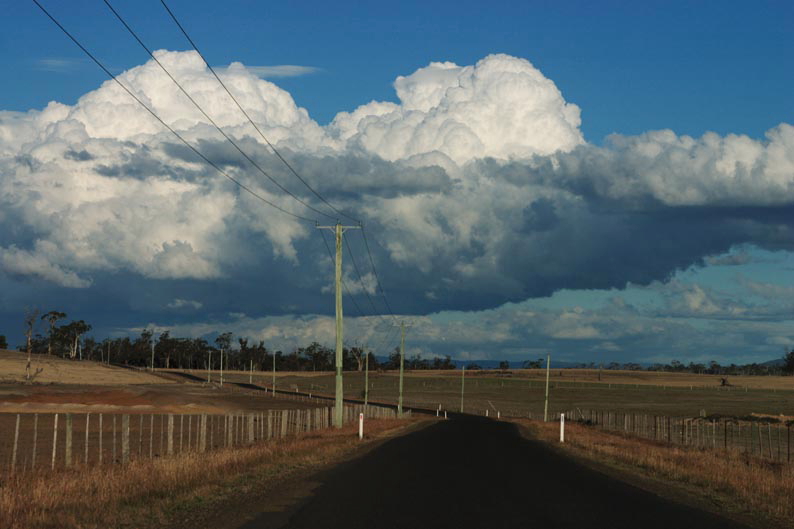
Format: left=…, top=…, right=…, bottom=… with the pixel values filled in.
left=248, top=414, right=255, bottom=444
left=167, top=414, right=174, bottom=456
left=180, top=415, right=184, bottom=453
left=122, top=414, right=130, bottom=464
left=200, top=414, right=207, bottom=452
left=112, top=415, right=117, bottom=462
left=51, top=413, right=59, bottom=470
left=187, top=415, right=192, bottom=452
left=149, top=414, right=154, bottom=458
left=11, top=414, right=20, bottom=473
left=32, top=413, right=38, bottom=469
left=65, top=413, right=73, bottom=467
left=281, top=409, right=288, bottom=438
left=98, top=414, right=103, bottom=465
left=138, top=414, right=144, bottom=456
left=85, top=413, right=90, bottom=465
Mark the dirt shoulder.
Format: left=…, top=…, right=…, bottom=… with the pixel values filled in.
left=513, top=419, right=789, bottom=529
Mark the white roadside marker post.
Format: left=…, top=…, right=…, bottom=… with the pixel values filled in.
left=358, top=413, right=364, bottom=440
left=560, top=413, right=565, bottom=443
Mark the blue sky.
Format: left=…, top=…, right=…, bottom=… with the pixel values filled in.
left=0, top=0, right=792, bottom=364
left=4, top=1, right=792, bottom=139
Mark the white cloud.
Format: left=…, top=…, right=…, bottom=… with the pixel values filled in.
left=0, top=244, right=90, bottom=287
left=239, top=64, right=321, bottom=78
left=167, top=298, right=203, bottom=310
left=329, top=54, right=584, bottom=164
left=34, top=58, right=85, bottom=73
left=1, top=49, right=794, bottom=355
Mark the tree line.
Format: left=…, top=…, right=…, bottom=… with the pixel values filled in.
left=7, top=310, right=793, bottom=375
left=12, top=310, right=457, bottom=372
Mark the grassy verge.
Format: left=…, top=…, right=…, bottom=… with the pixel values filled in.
left=0, top=418, right=419, bottom=529
left=518, top=419, right=794, bottom=528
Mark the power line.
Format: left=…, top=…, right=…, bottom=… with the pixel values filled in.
left=160, top=0, right=402, bottom=323
left=32, top=0, right=315, bottom=223
left=343, top=234, right=389, bottom=325
left=318, top=229, right=366, bottom=327
left=360, top=226, right=397, bottom=318
left=159, top=0, right=359, bottom=224
left=102, top=0, right=334, bottom=221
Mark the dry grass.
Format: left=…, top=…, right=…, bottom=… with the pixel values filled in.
left=0, top=418, right=414, bottom=529
left=0, top=350, right=168, bottom=386
left=522, top=419, right=794, bottom=527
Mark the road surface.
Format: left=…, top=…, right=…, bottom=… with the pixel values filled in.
left=239, top=415, right=751, bottom=529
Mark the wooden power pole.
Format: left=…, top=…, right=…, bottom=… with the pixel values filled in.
left=316, top=222, right=359, bottom=428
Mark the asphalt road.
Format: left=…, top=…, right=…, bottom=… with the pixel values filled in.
left=240, top=416, right=751, bottom=529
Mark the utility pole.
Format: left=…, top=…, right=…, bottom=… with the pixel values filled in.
left=316, top=222, right=360, bottom=428
left=544, top=354, right=551, bottom=422
left=394, top=321, right=412, bottom=417
left=208, top=350, right=212, bottom=383
left=272, top=352, right=276, bottom=394
left=460, top=363, right=466, bottom=413
left=150, top=342, right=155, bottom=372
left=249, top=358, right=253, bottom=385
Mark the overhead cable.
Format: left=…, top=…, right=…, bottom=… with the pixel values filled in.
left=160, top=0, right=359, bottom=223
left=32, top=0, right=316, bottom=223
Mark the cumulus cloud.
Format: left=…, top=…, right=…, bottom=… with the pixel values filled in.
left=1, top=49, right=794, bottom=351
left=329, top=54, right=584, bottom=164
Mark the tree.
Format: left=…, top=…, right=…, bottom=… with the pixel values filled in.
left=522, top=358, right=544, bottom=369
left=349, top=346, right=366, bottom=372
left=783, top=350, right=794, bottom=375
left=0, top=335, right=7, bottom=349
left=59, top=320, right=91, bottom=359
left=215, top=332, right=233, bottom=377
left=41, top=311, right=66, bottom=355
left=24, top=309, right=41, bottom=380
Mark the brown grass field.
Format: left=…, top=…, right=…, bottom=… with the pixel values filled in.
left=0, top=350, right=168, bottom=386
left=0, top=417, right=419, bottom=529
left=523, top=418, right=794, bottom=529
left=224, top=368, right=794, bottom=418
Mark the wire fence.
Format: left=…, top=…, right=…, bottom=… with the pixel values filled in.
left=0, top=403, right=400, bottom=475
left=555, top=409, right=793, bottom=464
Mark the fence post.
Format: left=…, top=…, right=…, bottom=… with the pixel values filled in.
left=149, top=414, right=154, bottom=458
left=139, top=414, right=144, bottom=457
left=112, top=415, right=117, bottom=462
left=32, top=413, right=38, bottom=469
left=122, top=414, right=130, bottom=464
left=85, top=413, right=90, bottom=465
left=98, top=414, right=103, bottom=465
left=558, top=413, right=565, bottom=443
left=180, top=415, right=184, bottom=453
left=65, top=413, right=73, bottom=467
left=248, top=414, right=254, bottom=444
left=281, top=409, right=288, bottom=438
left=51, top=413, right=59, bottom=470
left=167, top=414, right=174, bottom=455
left=267, top=410, right=272, bottom=440
left=11, top=414, right=20, bottom=473
left=200, top=414, right=207, bottom=452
